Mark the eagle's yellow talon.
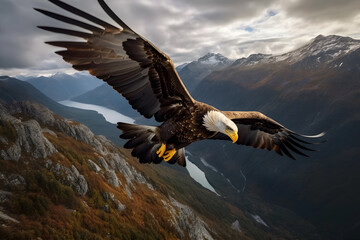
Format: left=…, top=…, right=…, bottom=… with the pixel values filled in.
left=163, top=149, right=177, bottom=162
left=156, top=143, right=166, bottom=157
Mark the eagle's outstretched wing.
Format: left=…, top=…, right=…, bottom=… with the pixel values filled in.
left=36, top=0, right=194, bottom=121
left=211, top=111, right=325, bottom=159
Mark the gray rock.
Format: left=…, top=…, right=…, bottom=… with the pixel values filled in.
left=45, top=159, right=52, bottom=169
left=107, top=152, right=153, bottom=190
left=115, top=199, right=126, bottom=211
left=124, top=185, right=133, bottom=199
left=103, top=204, right=110, bottom=213
left=55, top=120, right=104, bottom=154
left=97, top=157, right=109, bottom=170
left=42, top=128, right=57, bottom=137
left=8, top=174, right=26, bottom=187
left=50, top=163, right=88, bottom=196
left=0, top=104, right=58, bottom=161
left=0, top=210, right=19, bottom=223
left=8, top=101, right=55, bottom=125
left=1, top=144, right=21, bottom=161
left=88, top=159, right=102, bottom=173
left=162, top=198, right=214, bottom=240
left=1, top=174, right=27, bottom=191
left=105, top=170, right=119, bottom=187
left=231, top=220, right=241, bottom=232
left=0, top=190, right=12, bottom=203
left=102, top=192, right=115, bottom=201
left=15, top=120, right=57, bottom=159
left=70, top=166, right=88, bottom=196
left=102, top=192, right=126, bottom=211
left=5, top=101, right=105, bottom=156
left=251, top=214, right=269, bottom=227
left=0, top=136, right=8, bottom=144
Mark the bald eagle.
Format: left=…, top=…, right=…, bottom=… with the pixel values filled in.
left=36, top=0, right=324, bottom=167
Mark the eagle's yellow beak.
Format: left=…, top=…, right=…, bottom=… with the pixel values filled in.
left=225, top=130, right=238, bottom=143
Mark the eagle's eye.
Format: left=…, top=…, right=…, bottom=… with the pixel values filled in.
left=225, top=126, right=233, bottom=131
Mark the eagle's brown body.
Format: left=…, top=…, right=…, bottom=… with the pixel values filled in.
left=158, top=101, right=217, bottom=148
left=38, top=0, right=325, bottom=167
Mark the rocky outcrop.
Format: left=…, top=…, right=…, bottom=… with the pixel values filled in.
left=46, top=161, right=89, bottom=196
left=15, top=120, right=57, bottom=159
left=102, top=192, right=126, bottom=212
left=0, top=210, right=19, bottom=223
left=0, top=101, right=218, bottom=239
left=8, top=101, right=56, bottom=125
left=88, top=159, right=101, bottom=173
left=0, top=101, right=154, bottom=203
left=0, top=103, right=57, bottom=161
left=162, top=197, right=214, bottom=240
left=1, top=144, right=21, bottom=161
left=0, top=173, right=26, bottom=191
left=105, top=169, right=120, bottom=187
left=231, top=220, right=241, bottom=232
left=0, top=190, right=11, bottom=203
left=1, top=101, right=153, bottom=193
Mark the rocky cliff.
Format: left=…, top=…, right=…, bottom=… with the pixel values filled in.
left=0, top=101, right=218, bottom=239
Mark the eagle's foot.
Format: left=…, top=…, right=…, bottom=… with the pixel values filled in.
left=156, top=143, right=166, bottom=158
left=163, top=149, right=176, bottom=162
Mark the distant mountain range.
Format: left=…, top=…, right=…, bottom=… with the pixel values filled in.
left=189, top=34, right=360, bottom=240
left=177, top=53, right=234, bottom=92
left=24, top=72, right=102, bottom=101
left=232, top=35, right=360, bottom=69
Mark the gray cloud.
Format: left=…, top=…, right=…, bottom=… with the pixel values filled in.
left=0, top=0, right=359, bottom=75
left=284, top=0, right=360, bottom=23
left=0, top=0, right=67, bottom=69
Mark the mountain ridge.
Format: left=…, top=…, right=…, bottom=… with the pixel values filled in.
left=188, top=34, right=360, bottom=239
left=26, top=72, right=102, bottom=101
left=231, top=34, right=360, bottom=68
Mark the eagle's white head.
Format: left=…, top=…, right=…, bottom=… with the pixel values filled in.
left=202, top=110, right=238, bottom=143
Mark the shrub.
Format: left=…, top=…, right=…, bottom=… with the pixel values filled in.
left=7, top=194, right=50, bottom=217
left=0, top=120, right=17, bottom=143
left=26, top=170, right=79, bottom=209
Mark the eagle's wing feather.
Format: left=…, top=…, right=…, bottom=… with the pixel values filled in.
left=211, top=111, right=325, bottom=159
left=36, top=0, right=193, bottom=120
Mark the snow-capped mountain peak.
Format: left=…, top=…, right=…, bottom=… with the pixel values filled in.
left=282, top=34, right=360, bottom=64
left=198, top=53, right=234, bottom=66
left=233, top=53, right=272, bottom=66
left=176, top=62, right=189, bottom=71
left=232, top=35, right=360, bottom=68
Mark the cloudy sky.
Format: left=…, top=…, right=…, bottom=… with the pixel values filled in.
left=0, top=0, right=359, bottom=76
